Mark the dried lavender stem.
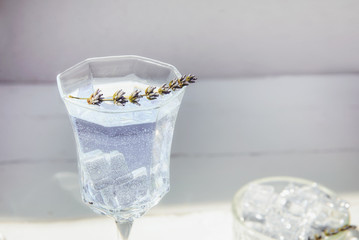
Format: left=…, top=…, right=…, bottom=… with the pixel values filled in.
left=67, top=74, right=197, bottom=106
left=69, top=95, right=143, bottom=100
left=69, top=95, right=114, bottom=101
left=68, top=95, right=87, bottom=100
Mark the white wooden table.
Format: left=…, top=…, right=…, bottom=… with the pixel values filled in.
left=0, top=74, right=359, bottom=239
left=1, top=193, right=359, bottom=240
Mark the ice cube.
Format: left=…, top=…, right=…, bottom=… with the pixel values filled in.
left=132, top=167, right=147, bottom=178
left=279, top=184, right=319, bottom=217
left=100, top=186, right=119, bottom=209
left=130, top=168, right=149, bottom=199
left=114, top=167, right=148, bottom=207
left=83, top=152, right=111, bottom=182
left=82, top=150, right=150, bottom=209
left=83, top=150, right=131, bottom=190
left=312, top=197, right=350, bottom=230
left=93, top=177, right=114, bottom=190
left=266, top=209, right=308, bottom=240
left=115, top=173, right=134, bottom=185
left=108, top=151, right=129, bottom=178
left=241, top=184, right=276, bottom=223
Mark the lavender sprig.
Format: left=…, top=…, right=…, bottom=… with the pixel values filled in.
left=87, top=89, right=104, bottom=105
left=185, top=74, right=197, bottom=83
left=158, top=83, right=171, bottom=95
left=308, top=224, right=357, bottom=240
left=113, top=90, right=128, bottom=106
left=178, top=75, right=189, bottom=88
left=128, top=89, right=143, bottom=106
left=169, top=79, right=181, bottom=91
left=145, top=86, right=159, bottom=100
left=68, top=74, right=197, bottom=106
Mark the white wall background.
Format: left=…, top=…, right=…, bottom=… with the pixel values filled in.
left=1, top=1, right=359, bottom=221
left=1, top=0, right=359, bottom=82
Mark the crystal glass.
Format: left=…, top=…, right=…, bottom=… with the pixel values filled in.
left=57, top=56, right=185, bottom=239
left=232, top=177, right=358, bottom=240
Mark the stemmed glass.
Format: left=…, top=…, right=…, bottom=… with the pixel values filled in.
left=57, top=56, right=187, bottom=239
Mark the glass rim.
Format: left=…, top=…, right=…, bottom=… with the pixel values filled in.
left=231, top=176, right=348, bottom=240
left=57, top=55, right=185, bottom=113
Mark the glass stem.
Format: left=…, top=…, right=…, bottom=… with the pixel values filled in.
left=116, top=221, right=133, bottom=240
